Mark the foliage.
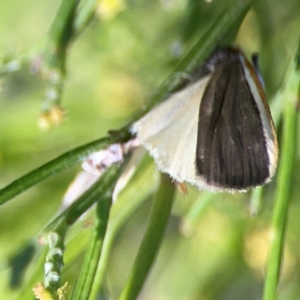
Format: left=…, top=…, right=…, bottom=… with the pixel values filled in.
left=0, top=0, right=300, bottom=299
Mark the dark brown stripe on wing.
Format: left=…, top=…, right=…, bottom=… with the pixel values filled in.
left=195, top=58, right=270, bottom=189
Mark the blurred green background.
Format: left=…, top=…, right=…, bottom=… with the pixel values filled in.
left=1, top=0, right=300, bottom=299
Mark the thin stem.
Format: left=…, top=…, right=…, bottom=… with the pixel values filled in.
left=74, top=0, right=99, bottom=36
left=71, top=195, right=112, bottom=300
left=89, top=156, right=155, bottom=299
left=126, top=0, right=255, bottom=123
left=0, top=133, right=130, bottom=205
left=48, top=0, right=80, bottom=66
left=262, top=58, right=299, bottom=300
left=44, top=162, right=123, bottom=232
left=117, top=173, right=175, bottom=300
left=249, top=187, right=264, bottom=216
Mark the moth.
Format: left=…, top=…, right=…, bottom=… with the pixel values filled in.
left=131, top=47, right=278, bottom=192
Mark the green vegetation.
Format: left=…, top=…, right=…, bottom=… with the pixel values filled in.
left=0, top=0, right=300, bottom=299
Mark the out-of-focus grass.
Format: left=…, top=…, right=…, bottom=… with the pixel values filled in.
left=0, top=0, right=300, bottom=299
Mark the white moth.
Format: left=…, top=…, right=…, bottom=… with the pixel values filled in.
left=131, top=47, right=278, bottom=192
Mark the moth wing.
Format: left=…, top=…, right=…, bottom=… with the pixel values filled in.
left=132, top=76, right=211, bottom=190
left=196, top=60, right=275, bottom=190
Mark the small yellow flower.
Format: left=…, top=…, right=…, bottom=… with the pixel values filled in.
left=57, top=282, right=71, bottom=300
left=49, top=105, right=66, bottom=125
left=97, top=0, right=126, bottom=20
left=32, top=282, right=71, bottom=300
left=37, top=105, right=66, bottom=131
left=32, top=282, right=52, bottom=300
